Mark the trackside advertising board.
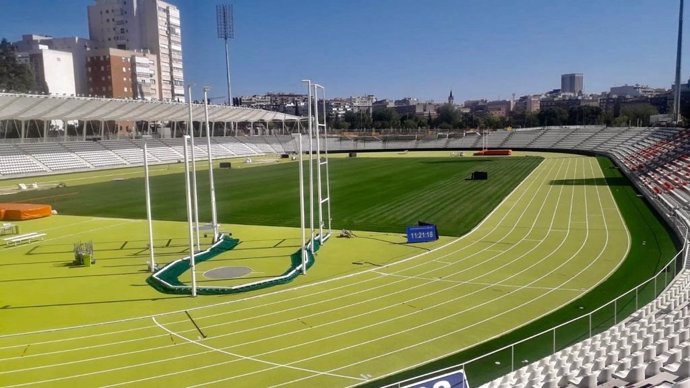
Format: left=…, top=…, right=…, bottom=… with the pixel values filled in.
left=401, top=368, right=469, bottom=388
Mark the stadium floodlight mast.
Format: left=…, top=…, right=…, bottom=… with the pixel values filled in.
left=187, top=85, right=201, bottom=250
left=143, top=141, right=156, bottom=272
left=673, top=0, right=684, bottom=124
left=203, top=87, right=220, bottom=241
left=217, top=4, right=234, bottom=106
left=183, top=135, right=198, bottom=297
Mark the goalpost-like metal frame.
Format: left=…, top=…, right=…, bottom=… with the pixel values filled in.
left=300, top=80, right=333, bottom=274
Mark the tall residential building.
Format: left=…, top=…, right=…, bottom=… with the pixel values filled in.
left=87, top=0, right=184, bottom=102
left=86, top=47, right=159, bottom=100
left=561, top=73, right=584, bottom=95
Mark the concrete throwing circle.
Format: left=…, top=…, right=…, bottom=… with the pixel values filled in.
left=203, top=266, right=252, bottom=279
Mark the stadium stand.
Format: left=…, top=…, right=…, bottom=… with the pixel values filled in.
left=0, top=143, right=49, bottom=176
left=15, top=142, right=92, bottom=171
left=61, top=141, right=128, bottom=168
left=100, top=139, right=148, bottom=165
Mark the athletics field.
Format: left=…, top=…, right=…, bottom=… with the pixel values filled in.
left=0, top=151, right=677, bottom=387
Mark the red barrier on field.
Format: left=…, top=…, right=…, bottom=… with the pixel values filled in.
left=474, top=149, right=512, bottom=156
left=0, top=203, right=52, bottom=220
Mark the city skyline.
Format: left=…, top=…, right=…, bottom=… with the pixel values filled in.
left=0, top=0, right=686, bottom=102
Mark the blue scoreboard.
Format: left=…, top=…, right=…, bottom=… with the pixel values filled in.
left=406, top=223, right=438, bottom=243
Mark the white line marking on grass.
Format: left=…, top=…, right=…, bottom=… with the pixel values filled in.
left=373, top=272, right=585, bottom=292
left=148, top=317, right=364, bottom=384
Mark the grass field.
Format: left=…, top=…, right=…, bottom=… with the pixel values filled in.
left=0, top=151, right=677, bottom=387
left=1, top=153, right=541, bottom=236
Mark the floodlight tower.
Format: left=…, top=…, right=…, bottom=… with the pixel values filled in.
left=674, top=0, right=685, bottom=124
left=217, top=4, right=234, bottom=106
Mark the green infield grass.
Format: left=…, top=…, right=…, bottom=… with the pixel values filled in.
left=0, top=151, right=678, bottom=387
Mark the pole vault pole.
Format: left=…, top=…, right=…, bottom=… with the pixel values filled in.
left=203, top=87, right=219, bottom=241
left=302, top=80, right=314, bottom=254
left=187, top=85, right=201, bottom=250
left=144, top=141, right=155, bottom=272
left=183, top=135, right=197, bottom=297
left=298, top=133, right=307, bottom=274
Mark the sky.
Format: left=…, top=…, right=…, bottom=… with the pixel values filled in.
left=0, top=0, right=687, bottom=102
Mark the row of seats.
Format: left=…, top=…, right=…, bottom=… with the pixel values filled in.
left=481, top=271, right=690, bottom=387
left=0, top=136, right=290, bottom=177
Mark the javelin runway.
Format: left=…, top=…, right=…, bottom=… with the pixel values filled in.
left=0, top=154, right=629, bottom=387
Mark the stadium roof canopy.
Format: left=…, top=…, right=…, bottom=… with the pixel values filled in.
left=0, top=93, right=302, bottom=123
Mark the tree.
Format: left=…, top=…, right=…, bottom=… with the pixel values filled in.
left=436, top=103, right=460, bottom=128
left=372, top=108, right=400, bottom=130
left=568, top=106, right=603, bottom=125
left=620, top=103, right=658, bottom=126
left=538, top=107, right=568, bottom=126
left=0, top=38, right=38, bottom=92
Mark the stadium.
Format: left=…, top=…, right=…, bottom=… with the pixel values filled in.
left=0, top=91, right=688, bottom=388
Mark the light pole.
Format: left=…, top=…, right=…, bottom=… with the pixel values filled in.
left=674, top=0, right=684, bottom=124
left=217, top=4, right=234, bottom=106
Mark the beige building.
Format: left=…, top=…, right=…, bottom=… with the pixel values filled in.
left=87, top=0, right=184, bottom=101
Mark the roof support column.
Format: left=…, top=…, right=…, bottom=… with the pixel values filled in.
left=82, top=120, right=87, bottom=141
left=100, top=120, right=105, bottom=139
left=43, top=120, right=48, bottom=142
left=20, top=120, right=25, bottom=144
left=63, top=120, right=68, bottom=141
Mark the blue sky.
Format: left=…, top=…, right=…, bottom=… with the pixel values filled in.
left=0, top=0, right=686, bottom=102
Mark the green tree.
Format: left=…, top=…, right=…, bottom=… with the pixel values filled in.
left=0, top=38, right=38, bottom=92
left=568, top=106, right=603, bottom=125
left=436, top=103, right=460, bottom=128
left=372, top=108, right=400, bottom=130
left=538, top=107, right=569, bottom=126
left=620, top=103, right=658, bottom=126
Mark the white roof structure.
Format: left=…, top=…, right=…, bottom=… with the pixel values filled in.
left=0, top=93, right=302, bottom=123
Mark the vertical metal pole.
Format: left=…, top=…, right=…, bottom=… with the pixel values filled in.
left=183, top=136, right=197, bottom=297
left=144, top=142, right=156, bottom=272
left=588, top=313, right=592, bottom=338
left=552, top=328, right=556, bottom=353
left=302, top=80, right=314, bottom=253
left=674, top=0, right=684, bottom=123
left=203, top=87, right=219, bottom=241
left=511, top=345, right=514, bottom=371
left=314, top=84, right=324, bottom=240
left=298, top=134, right=307, bottom=274
left=635, top=288, right=639, bottom=310
left=224, top=38, right=232, bottom=106
left=188, top=85, right=201, bottom=250
left=614, top=299, right=617, bottom=325
left=322, top=97, right=332, bottom=237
